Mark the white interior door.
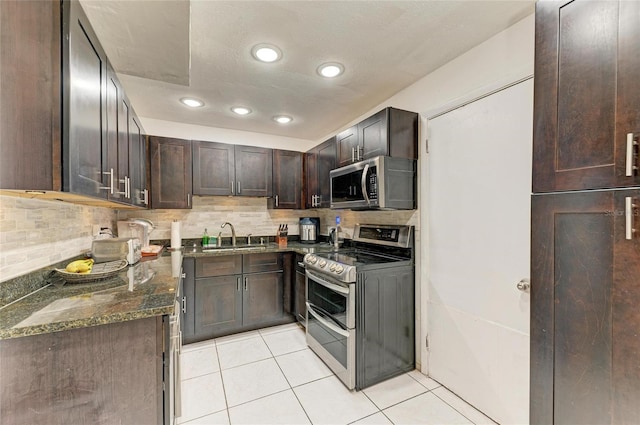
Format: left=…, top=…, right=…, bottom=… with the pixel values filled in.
left=425, top=78, right=533, bottom=424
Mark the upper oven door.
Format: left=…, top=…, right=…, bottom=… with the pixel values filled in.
left=306, top=269, right=355, bottom=329
left=330, top=158, right=379, bottom=209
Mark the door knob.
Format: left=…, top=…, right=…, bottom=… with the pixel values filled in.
left=516, top=278, right=530, bottom=293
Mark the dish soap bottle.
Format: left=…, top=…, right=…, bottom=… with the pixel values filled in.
left=202, top=228, right=210, bottom=248
left=334, top=216, right=341, bottom=249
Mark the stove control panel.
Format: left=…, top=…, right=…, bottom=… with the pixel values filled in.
left=304, top=253, right=356, bottom=283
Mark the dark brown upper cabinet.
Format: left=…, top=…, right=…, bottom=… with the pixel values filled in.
left=0, top=0, right=147, bottom=208
left=192, top=141, right=235, bottom=196
left=270, top=149, right=303, bottom=209
left=306, top=137, right=337, bottom=208
left=335, top=107, right=418, bottom=168
left=530, top=189, right=640, bottom=425
left=129, top=113, right=148, bottom=208
left=62, top=0, right=109, bottom=198
left=235, top=145, right=273, bottom=197
left=193, top=141, right=273, bottom=197
left=149, top=136, right=192, bottom=209
left=533, top=0, right=640, bottom=193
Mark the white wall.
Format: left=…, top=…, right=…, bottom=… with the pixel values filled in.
left=139, top=117, right=318, bottom=152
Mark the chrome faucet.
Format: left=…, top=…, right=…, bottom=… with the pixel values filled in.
left=221, top=222, right=237, bottom=247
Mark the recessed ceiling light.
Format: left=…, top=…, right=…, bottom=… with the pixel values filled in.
left=180, top=97, right=204, bottom=108
left=251, top=44, right=282, bottom=63
left=273, top=115, right=293, bottom=124
left=231, top=106, right=252, bottom=116
left=317, top=62, right=344, bottom=78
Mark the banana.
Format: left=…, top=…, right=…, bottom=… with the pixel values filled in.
left=65, top=258, right=94, bottom=274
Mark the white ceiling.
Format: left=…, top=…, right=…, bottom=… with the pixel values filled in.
left=81, top=0, right=534, bottom=142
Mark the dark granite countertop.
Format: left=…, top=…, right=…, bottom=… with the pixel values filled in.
left=0, top=242, right=337, bottom=341
left=0, top=253, right=182, bottom=340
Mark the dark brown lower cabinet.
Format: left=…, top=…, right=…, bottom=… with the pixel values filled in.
left=0, top=316, right=165, bottom=425
left=531, top=188, right=640, bottom=424
left=195, top=275, right=243, bottom=340
left=243, top=272, right=284, bottom=326
left=186, top=253, right=293, bottom=343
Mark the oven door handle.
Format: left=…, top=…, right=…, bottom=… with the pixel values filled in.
left=307, top=303, right=350, bottom=338
left=306, top=270, right=350, bottom=295
left=307, top=302, right=348, bottom=331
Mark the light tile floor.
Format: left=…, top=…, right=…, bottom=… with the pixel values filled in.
left=178, top=323, right=496, bottom=425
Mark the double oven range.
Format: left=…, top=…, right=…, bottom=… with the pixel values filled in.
left=304, top=224, right=415, bottom=390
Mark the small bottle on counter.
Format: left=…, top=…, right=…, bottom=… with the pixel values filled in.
left=334, top=216, right=341, bottom=249
left=202, top=228, right=210, bottom=247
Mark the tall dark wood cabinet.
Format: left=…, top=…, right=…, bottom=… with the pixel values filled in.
left=306, top=137, right=337, bottom=208
left=533, top=0, right=640, bottom=192
left=531, top=1, right=640, bottom=424
left=149, top=136, right=192, bottom=209
left=271, top=149, right=303, bottom=209
left=336, top=125, right=359, bottom=168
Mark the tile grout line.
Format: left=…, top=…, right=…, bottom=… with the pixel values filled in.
left=212, top=340, right=233, bottom=425
left=430, top=389, right=493, bottom=425
left=259, top=327, right=315, bottom=425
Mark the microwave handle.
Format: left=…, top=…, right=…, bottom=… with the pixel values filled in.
left=361, top=163, right=370, bottom=206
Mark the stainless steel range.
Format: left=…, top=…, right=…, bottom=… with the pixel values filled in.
left=304, top=224, right=415, bottom=390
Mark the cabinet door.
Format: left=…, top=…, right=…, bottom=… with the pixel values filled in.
left=129, top=114, right=148, bottom=208
left=336, top=125, right=359, bottom=167
left=192, top=140, right=234, bottom=196
left=117, top=94, right=130, bottom=202
left=359, top=109, right=388, bottom=160
left=196, top=255, right=243, bottom=278
left=243, top=253, right=282, bottom=274
left=105, top=65, right=120, bottom=201
left=149, top=136, right=192, bottom=209
left=316, top=137, right=337, bottom=208
left=0, top=0, right=60, bottom=191
left=272, top=149, right=303, bottom=209
left=194, top=275, right=243, bottom=339
left=305, top=150, right=318, bottom=208
left=235, top=145, right=273, bottom=197
left=181, top=257, right=195, bottom=340
left=243, top=272, right=284, bottom=326
left=533, top=0, right=640, bottom=192
left=531, top=189, right=640, bottom=424
left=62, top=0, right=108, bottom=198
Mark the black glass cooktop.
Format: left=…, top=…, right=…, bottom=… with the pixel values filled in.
left=316, top=250, right=404, bottom=266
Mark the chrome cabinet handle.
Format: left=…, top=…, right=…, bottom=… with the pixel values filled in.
left=142, top=188, right=149, bottom=205
left=351, top=146, right=355, bottom=163
left=100, top=168, right=115, bottom=194
left=356, top=145, right=362, bottom=161
left=187, top=193, right=191, bottom=207
left=237, top=277, right=241, bottom=291
left=181, top=296, right=187, bottom=314
left=231, top=180, right=234, bottom=195
left=126, top=176, right=131, bottom=199
left=626, top=133, right=638, bottom=177
left=516, top=278, right=530, bottom=293
left=237, top=181, right=241, bottom=194
left=275, top=194, right=279, bottom=207
left=244, top=277, right=248, bottom=291
left=626, top=197, right=636, bottom=240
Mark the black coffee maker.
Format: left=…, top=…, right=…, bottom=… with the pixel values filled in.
left=299, top=217, right=320, bottom=244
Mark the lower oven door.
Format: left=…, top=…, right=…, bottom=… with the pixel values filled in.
left=305, top=270, right=356, bottom=389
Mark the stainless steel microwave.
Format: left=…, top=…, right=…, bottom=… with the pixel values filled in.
left=330, top=156, right=416, bottom=210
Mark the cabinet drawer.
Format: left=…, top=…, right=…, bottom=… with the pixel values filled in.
left=196, top=255, right=242, bottom=277
left=243, top=253, right=282, bottom=274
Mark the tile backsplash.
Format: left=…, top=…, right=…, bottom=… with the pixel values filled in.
left=118, top=196, right=419, bottom=242
left=0, top=196, right=116, bottom=282
left=0, top=194, right=419, bottom=283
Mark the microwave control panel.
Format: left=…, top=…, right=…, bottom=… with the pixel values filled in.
left=368, top=171, right=378, bottom=200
